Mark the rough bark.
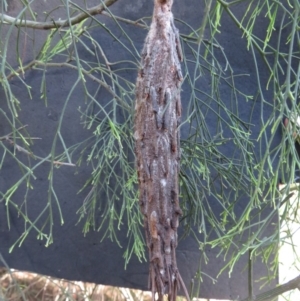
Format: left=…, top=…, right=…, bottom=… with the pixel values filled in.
left=134, top=0, right=189, bottom=300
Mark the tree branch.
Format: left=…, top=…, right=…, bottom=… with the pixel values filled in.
left=241, top=274, right=300, bottom=301
left=0, top=0, right=118, bottom=30
left=0, top=1, right=222, bottom=49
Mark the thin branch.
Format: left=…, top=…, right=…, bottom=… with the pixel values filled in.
left=0, top=127, right=73, bottom=167
left=248, top=249, right=254, bottom=300
left=101, top=11, right=147, bottom=28
left=241, top=274, right=300, bottom=301
left=2, top=136, right=75, bottom=167
left=6, top=60, right=130, bottom=110
left=6, top=60, right=36, bottom=81
left=0, top=136, right=76, bottom=166
left=101, top=11, right=223, bottom=48
left=0, top=0, right=118, bottom=30
left=0, top=124, right=31, bottom=140
left=197, top=0, right=213, bottom=44
left=0, top=0, right=221, bottom=49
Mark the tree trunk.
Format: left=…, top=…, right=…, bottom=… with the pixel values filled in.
left=134, top=0, right=189, bottom=300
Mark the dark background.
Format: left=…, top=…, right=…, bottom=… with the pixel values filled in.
left=0, top=0, right=287, bottom=299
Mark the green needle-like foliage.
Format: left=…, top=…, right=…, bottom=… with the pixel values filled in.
left=1, top=0, right=300, bottom=299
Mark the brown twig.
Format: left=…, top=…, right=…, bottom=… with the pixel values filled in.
left=0, top=0, right=118, bottom=30
left=241, top=274, right=300, bottom=301
left=6, top=137, right=75, bottom=167
left=1, top=130, right=75, bottom=167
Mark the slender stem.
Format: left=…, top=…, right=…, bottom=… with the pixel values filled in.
left=1, top=134, right=75, bottom=167
left=248, top=249, right=254, bottom=300
left=197, top=0, right=213, bottom=44
left=6, top=60, right=129, bottom=110
left=240, top=274, right=300, bottom=301
left=0, top=0, right=118, bottom=30
left=101, top=11, right=147, bottom=28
